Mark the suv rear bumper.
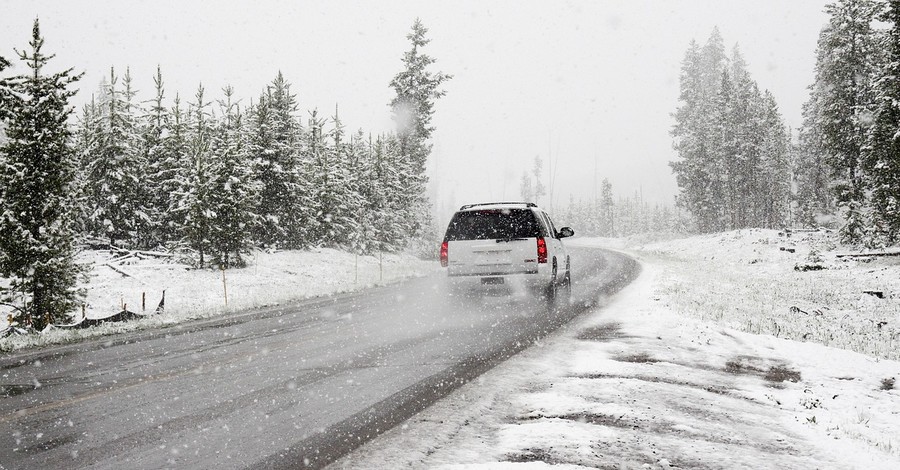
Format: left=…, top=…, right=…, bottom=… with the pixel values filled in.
left=447, top=268, right=538, bottom=277
left=445, top=270, right=554, bottom=290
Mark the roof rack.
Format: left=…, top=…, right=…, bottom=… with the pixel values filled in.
left=458, top=202, right=537, bottom=210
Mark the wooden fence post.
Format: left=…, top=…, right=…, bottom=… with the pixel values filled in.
left=221, top=266, right=228, bottom=307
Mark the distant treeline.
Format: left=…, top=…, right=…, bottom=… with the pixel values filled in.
left=558, top=178, right=690, bottom=238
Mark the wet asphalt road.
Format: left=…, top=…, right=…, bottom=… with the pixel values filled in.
left=0, top=246, right=638, bottom=469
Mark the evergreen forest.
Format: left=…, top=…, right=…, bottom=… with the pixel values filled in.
left=0, top=19, right=449, bottom=329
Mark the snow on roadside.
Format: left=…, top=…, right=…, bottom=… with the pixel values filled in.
left=0, top=248, right=437, bottom=352
left=332, top=233, right=900, bottom=469
left=626, top=229, right=900, bottom=361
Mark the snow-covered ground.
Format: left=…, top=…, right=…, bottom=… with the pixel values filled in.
left=0, top=248, right=437, bottom=352
left=332, top=230, right=900, bottom=469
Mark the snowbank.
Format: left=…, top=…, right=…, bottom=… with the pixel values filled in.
left=0, top=248, right=437, bottom=352
left=620, top=229, right=900, bottom=361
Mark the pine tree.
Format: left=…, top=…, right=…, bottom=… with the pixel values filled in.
left=175, top=85, right=215, bottom=266
left=671, top=37, right=720, bottom=232
left=354, top=133, right=407, bottom=253
left=531, top=156, right=546, bottom=205
left=83, top=67, right=151, bottom=247
left=600, top=178, right=615, bottom=236
left=796, top=80, right=837, bottom=228
left=726, top=46, right=764, bottom=228
left=813, top=0, right=883, bottom=242
left=159, top=94, right=190, bottom=244
left=389, top=19, right=451, bottom=241
left=519, top=172, right=534, bottom=202
left=390, top=19, right=452, bottom=172
left=142, top=66, right=180, bottom=247
left=707, top=69, right=733, bottom=231
left=248, top=73, right=311, bottom=248
left=306, top=110, right=339, bottom=245
left=758, top=92, right=792, bottom=228
left=72, top=96, right=102, bottom=236
left=346, top=130, right=375, bottom=254
left=207, top=86, right=259, bottom=267
left=370, top=134, right=409, bottom=251
left=0, top=20, right=84, bottom=330
left=0, top=54, right=12, bottom=123
left=866, top=0, right=900, bottom=244
left=306, top=107, right=360, bottom=247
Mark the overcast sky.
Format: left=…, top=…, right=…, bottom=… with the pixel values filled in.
left=1, top=0, right=830, bottom=220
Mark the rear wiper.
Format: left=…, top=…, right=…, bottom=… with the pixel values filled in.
left=496, top=237, right=527, bottom=243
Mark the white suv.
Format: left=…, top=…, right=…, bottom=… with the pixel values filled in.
left=440, top=202, right=574, bottom=302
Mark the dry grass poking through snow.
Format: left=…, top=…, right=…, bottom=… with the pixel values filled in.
left=634, top=229, right=900, bottom=361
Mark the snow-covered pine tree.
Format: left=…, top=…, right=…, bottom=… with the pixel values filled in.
left=0, top=20, right=84, bottom=330
left=865, top=0, right=900, bottom=245
left=248, top=73, right=310, bottom=249
left=600, top=178, right=615, bottom=236
left=725, top=46, right=763, bottom=228
left=372, top=133, right=409, bottom=251
left=708, top=69, right=734, bottom=231
left=758, top=91, right=791, bottom=229
left=356, top=134, right=387, bottom=253
left=0, top=54, right=11, bottom=123
left=206, top=86, right=259, bottom=267
left=346, top=130, right=376, bottom=255
left=531, top=156, right=546, bottom=205
left=389, top=19, right=451, bottom=244
left=307, top=107, right=360, bottom=247
left=795, top=83, right=836, bottom=228
left=700, top=28, right=727, bottom=100
left=175, top=85, right=215, bottom=266
left=520, top=172, right=534, bottom=202
left=83, top=67, right=151, bottom=248
left=671, top=38, right=720, bottom=233
left=306, top=110, right=337, bottom=245
left=162, top=94, right=190, bottom=243
left=72, top=96, right=102, bottom=236
left=141, top=66, right=181, bottom=248
left=334, top=112, right=365, bottom=247
left=812, top=0, right=883, bottom=243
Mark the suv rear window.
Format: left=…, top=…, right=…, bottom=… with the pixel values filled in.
left=444, top=209, right=542, bottom=241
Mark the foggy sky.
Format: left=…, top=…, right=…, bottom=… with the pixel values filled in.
left=1, top=0, right=830, bottom=220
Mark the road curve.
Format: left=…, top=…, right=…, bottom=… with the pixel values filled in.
left=0, top=246, right=638, bottom=469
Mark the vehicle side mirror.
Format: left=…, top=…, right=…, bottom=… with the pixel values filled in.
left=557, top=227, right=574, bottom=238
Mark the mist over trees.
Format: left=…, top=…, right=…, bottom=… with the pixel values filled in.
left=0, top=18, right=449, bottom=327
left=670, top=29, right=792, bottom=234
left=796, top=0, right=900, bottom=246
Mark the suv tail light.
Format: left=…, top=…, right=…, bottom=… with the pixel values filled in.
left=440, top=240, right=449, bottom=267
left=536, top=237, right=548, bottom=264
